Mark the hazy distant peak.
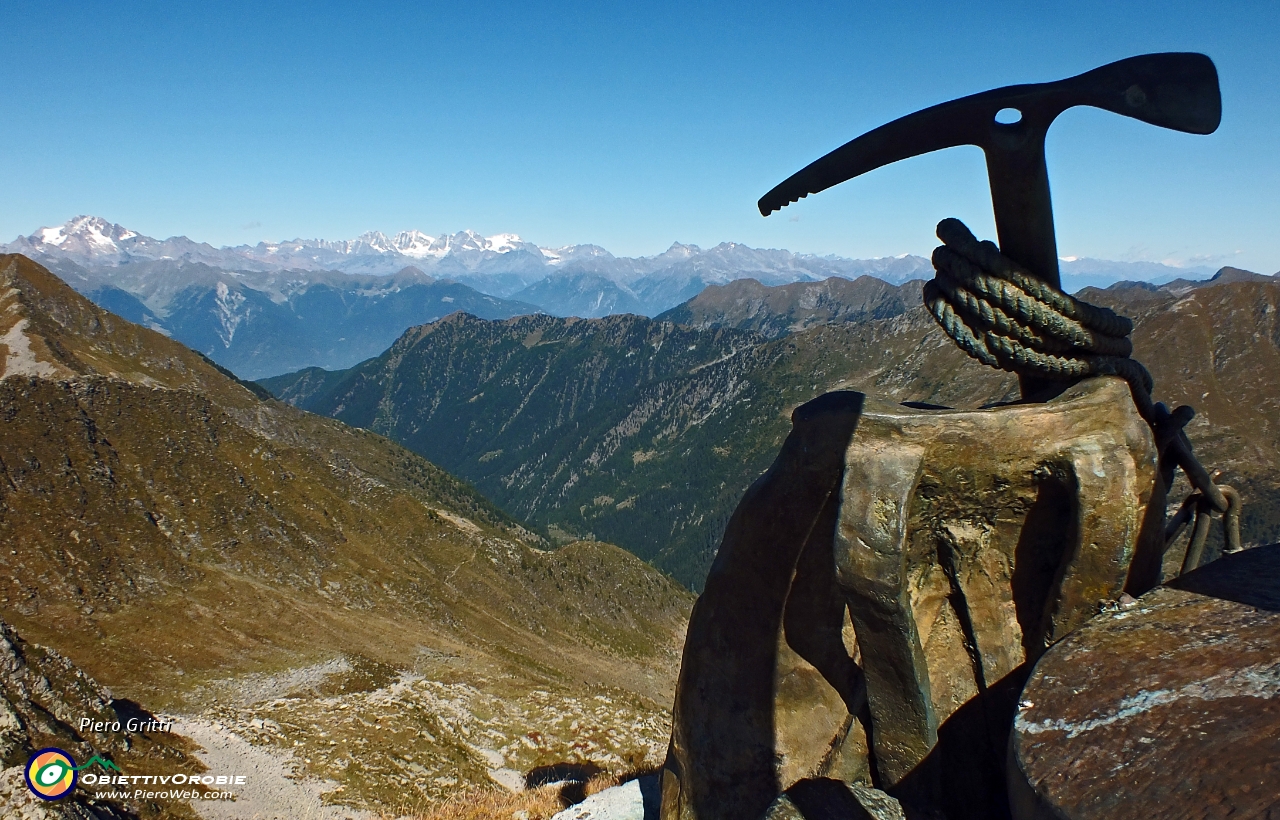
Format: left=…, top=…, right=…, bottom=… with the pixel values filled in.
left=657, top=242, right=701, bottom=259
left=390, top=229, right=437, bottom=256
left=4, top=216, right=1238, bottom=308
left=7, top=217, right=233, bottom=274
left=9, top=217, right=537, bottom=265
left=540, top=243, right=615, bottom=265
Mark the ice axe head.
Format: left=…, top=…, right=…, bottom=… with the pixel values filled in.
left=758, top=53, right=1221, bottom=289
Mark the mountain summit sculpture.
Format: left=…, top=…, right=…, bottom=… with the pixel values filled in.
left=661, top=54, right=1235, bottom=820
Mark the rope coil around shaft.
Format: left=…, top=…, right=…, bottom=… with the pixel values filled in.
left=925, top=218, right=1154, bottom=416
left=925, top=218, right=1243, bottom=567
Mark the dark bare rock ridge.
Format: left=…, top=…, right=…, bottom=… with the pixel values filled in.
left=1157, top=264, right=1277, bottom=295
left=656, top=276, right=921, bottom=338
left=0, top=617, right=202, bottom=819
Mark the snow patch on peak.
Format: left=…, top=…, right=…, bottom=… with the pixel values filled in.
left=391, top=230, right=438, bottom=258
left=31, top=215, right=135, bottom=254
left=39, top=226, right=68, bottom=246
left=658, top=242, right=700, bottom=260
left=353, top=231, right=395, bottom=253
left=417, top=230, right=528, bottom=257
left=486, top=233, right=523, bottom=253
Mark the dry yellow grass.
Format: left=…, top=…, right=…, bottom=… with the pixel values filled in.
left=382, top=784, right=564, bottom=820
left=387, top=770, right=645, bottom=820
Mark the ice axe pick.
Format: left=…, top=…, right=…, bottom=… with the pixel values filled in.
left=759, top=52, right=1221, bottom=296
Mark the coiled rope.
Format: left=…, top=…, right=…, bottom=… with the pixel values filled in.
left=925, top=218, right=1242, bottom=569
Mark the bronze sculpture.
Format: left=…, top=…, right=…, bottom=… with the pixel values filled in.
left=661, top=54, right=1232, bottom=820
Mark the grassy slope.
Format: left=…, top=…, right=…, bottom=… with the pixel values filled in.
left=0, top=254, right=693, bottom=809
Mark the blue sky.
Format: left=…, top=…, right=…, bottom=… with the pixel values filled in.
left=1, top=0, right=1276, bottom=271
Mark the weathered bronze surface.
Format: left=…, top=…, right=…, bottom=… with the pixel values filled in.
left=661, top=392, right=868, bottom=820
left=835, top=376, right=1160, bottom=817
left=1009, top=544, right=1280, bottom=820
left=660, top=377, right=1162, bottom=820
left=759, top=53, right=1220, bottom=399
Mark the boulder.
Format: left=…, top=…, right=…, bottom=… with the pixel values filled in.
left=1009, top=544, right=1280, bottom=819
left=552, top=775, right=660, bottom=820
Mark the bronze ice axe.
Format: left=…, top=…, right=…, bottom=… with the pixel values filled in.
left=759, top=52, right=1221, bottom=292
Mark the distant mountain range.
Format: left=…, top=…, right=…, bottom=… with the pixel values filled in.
left=5, top=215, right=1251, bottom=379
left=43, top=255, right=544, bottom=379
left=7, top=215, right=938, bottom=289
left=263, top=272, right=1280, bottom=589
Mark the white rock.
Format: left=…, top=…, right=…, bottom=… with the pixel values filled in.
left=550, top=776, right=658, bottom=820
left=488, top=767, right=525, bottom=792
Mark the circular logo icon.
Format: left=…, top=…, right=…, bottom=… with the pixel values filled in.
left=25, top=748, right=77, bottom=800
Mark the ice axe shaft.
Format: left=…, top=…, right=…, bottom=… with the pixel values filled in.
left=759, top=53, right=1221, bottom=292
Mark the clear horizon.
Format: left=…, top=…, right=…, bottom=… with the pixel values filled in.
left=2, top=1, right=1276, bottom=272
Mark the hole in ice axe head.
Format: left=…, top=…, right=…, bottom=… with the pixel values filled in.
left=995, top=107, right=1023, bottom=125
left=758, top=52, right=1221, bottom=290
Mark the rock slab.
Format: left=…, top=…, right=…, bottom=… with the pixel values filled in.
left=1009, top=544, right=1280, bottom=819
left=552, top=775, right=660, bottom=820
left=764, top=779, right=907, bottom=820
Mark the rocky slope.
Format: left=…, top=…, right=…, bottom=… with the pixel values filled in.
left=0, top=254, right=693, bottom=813
left=265, top=273, right=1280, bottom=589
left=0, top=616, right=206, bottom=819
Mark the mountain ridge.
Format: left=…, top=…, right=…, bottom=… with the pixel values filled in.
left=25, top=253, right=545, bottom=379
left=7, top=216, right=1253, bottom=380
left=265, top=273, right=1280, bottom=588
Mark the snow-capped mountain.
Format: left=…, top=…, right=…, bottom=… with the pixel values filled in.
left=4, top=216, right=1220, bottom=322
left=4, top=215, right=935, bottom=289
left=1, top=218, right=553, bottom=377
left=3, top=215, right=1251, bottom=384
left=3, top=217, right=554, bottom=276
left=5, top=215, right=235, bottom=267
left=231, top=228, right=547, bottom=273
left=33, top=215, right=139, bottom=252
